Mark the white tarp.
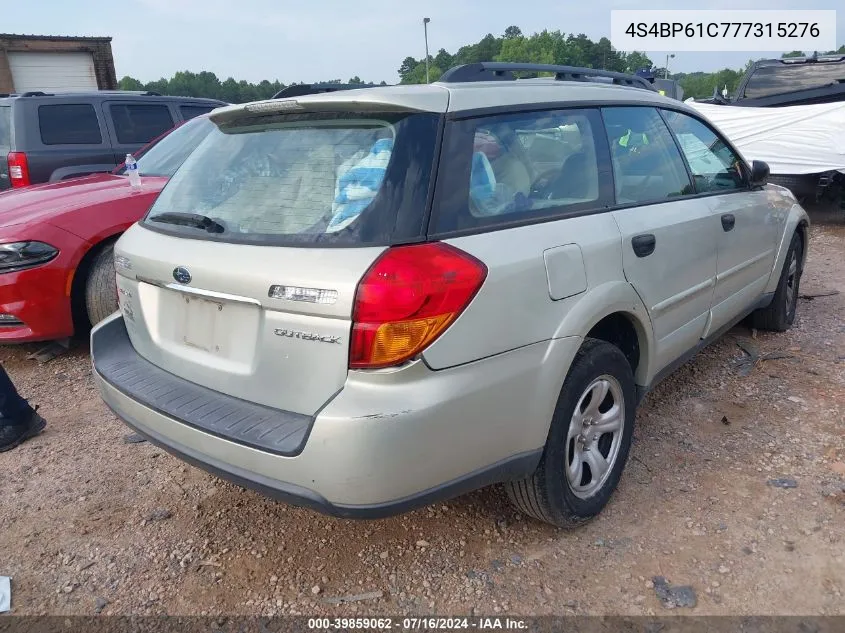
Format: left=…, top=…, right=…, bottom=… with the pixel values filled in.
left=685, top=100, right=845, bottom=176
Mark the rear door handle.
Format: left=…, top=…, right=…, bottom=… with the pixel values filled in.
left=631, top=234, right=656, bottom=258
left=721, top=213, right=736, bottom=232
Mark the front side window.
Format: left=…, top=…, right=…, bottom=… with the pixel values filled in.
left=661, top=110, right=747, bottom=193
left=110, top=104, right=175, bottom=145
left=434, top=109, right=605, bottom=234
left=144, top=111, right=439, bottom=246
left=180, top=105, right=217, bottom=120
left=601, top=106, right=693, bottom=205
left=39, top=104, right=102, bottom=145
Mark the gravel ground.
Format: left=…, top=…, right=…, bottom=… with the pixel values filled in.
left=1, top=205, right=843, bottom=617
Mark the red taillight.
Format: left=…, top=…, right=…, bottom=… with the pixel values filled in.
left=7, top=152, right=31, bottom=188
left=350, top=242, right=487, bottom=369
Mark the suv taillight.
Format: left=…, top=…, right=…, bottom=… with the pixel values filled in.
left=350, top=242, right=487, bottom=369
left=7, top=152, right=30, bottom=188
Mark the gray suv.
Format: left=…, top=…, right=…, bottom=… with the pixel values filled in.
left=91, top=63, right=809, bottom=527
left=0, top=90, right=225, bottom=190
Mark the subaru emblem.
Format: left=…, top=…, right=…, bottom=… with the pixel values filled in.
left=173, top=266, right=192, bottom=284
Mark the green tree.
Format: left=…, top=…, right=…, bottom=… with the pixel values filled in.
left=433, top=49, right=454, bottom=72
left=503, top=25, right=522, bottom=39
left=118, top=76, right=145, bottom=91
left=782, top=50, right=805, bottom=58
left=623, top=51, right=653, bottom=73
left=401, top=62, right=442, bottom=84
left=398, top=56, right=419, bottom=82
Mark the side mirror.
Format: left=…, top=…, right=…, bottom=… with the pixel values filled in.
left=749, top=160, right=770, bottom=187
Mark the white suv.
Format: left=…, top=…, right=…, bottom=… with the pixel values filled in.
left=91, top=63, right=809, bottom=527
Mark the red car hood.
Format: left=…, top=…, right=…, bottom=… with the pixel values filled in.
left=0, top=173, right=168, bottom=229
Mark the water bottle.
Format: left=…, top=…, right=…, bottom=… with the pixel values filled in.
left=125, top=154, right=141, bottom=190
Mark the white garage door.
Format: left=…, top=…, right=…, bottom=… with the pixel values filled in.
left=8, top=51, right=98, bottom=93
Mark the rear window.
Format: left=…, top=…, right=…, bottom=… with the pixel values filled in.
left=180, top=105, right=217, bottom=120
left=0, top=106, right=10, bottom=148
left=39, top=104, right=102, bottom=145
left=744, top=62, right=845, bottom=98
left=432, top=108, right=607, bottom=235
left=110, top=104, right=175, bottom=145
left=143, top=111, right=440, bottom=246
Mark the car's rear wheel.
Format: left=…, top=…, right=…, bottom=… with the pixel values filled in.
left=85, top=243, right=118, bottom=327
left=750, top=231, right=803, bottom=332
left=505, top=338, right=636, bottom=527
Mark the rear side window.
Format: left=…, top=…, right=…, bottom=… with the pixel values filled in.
left=744, top=62, right=845, bottom=99
left=39, top=104, right=102, bottom=145
left=433, top=108, right=609, bottom=235
left=110, top=104, right=175, bottom=145
left=0, top=106, right=10, bottom=148
left=601, top=107, right=693, bottom=205
left=661, top=110, right=747, bottom=193
left=144, top=111, right=440, bottom=246
left=180, top=105, right=216, bottom=120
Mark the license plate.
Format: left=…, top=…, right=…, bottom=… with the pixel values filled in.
left=182, top=296, right=223, bottom=352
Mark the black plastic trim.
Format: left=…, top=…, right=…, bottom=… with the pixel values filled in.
left=102, top=391, right=542, bottom=519
left=635, top=292, right=775, bottom=404
left=92, top=317, right=314, bottom=457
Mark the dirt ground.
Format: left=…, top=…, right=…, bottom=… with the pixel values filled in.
left=1, top=205, right=843, bottom=618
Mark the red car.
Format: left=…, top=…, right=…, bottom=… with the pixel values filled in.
left=0, top=114, right=213, bottom=343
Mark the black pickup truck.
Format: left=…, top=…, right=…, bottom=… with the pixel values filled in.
left=729, top=55, right=845, bottom=206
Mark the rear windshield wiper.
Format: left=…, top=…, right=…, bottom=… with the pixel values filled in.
left=149, top=212, right=225, bottom=234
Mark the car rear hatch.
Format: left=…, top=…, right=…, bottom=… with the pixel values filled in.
left=114, top=91, right=446, bottom=417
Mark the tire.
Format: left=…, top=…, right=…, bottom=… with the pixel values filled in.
left=750, top=232, right=803, bottom=332
left=505, top=338, right=636, bottom=528
left=85, top=243, right=118, bottom=327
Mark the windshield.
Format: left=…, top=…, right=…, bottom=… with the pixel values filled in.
left=118, top=116, right=214, bottom=177
left=143, top=111, right=440, bottom=246
left=744, top=62, right=845, bottom=98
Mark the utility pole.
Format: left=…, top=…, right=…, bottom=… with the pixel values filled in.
left=665, top=53, right=675, bottom=79
left=423, top=18, right=431, bottom=83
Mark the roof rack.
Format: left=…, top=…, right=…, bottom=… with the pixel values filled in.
left=439, top=63, right=658, bottom=91
left=271, top=83, right=375, bottom=99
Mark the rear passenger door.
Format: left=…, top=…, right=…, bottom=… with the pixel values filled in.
left=602, top=106, right=720, bottom=373
left=104, top=101, right=176, bottom=161
left=661, top=109, right=779, bottom=336
left=28, top=101, right=117, bottom=183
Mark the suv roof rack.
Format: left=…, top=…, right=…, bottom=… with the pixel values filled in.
left=272, top=83, right=375, bottom=99
left=439, top=63, right=658, bottom=91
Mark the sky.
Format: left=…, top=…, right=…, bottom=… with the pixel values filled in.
left=5, top=0, right=844, bottom=84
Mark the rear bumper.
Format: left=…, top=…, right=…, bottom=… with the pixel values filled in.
left=92, top=314, right=581, bottom=516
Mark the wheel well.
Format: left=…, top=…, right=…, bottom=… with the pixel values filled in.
left=69, top=235, right=120, bottom=337
left=796, top=221, right=809, bottom=266
left=586, top=313, right=641, bottom=373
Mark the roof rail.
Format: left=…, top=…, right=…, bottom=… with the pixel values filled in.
left=271, top=83, right=374, bottom=99
left=21, top=91, right=50, bottom=97
left=439, top=63, right=658, bottom=91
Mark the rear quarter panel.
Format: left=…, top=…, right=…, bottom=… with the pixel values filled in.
left=424, top=212, right=655, bottom=384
